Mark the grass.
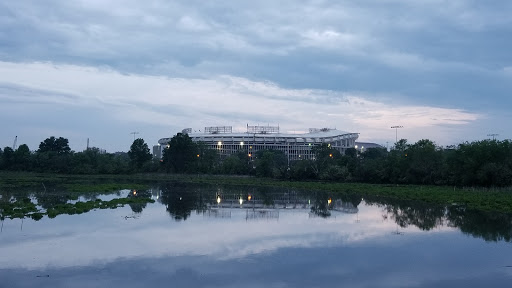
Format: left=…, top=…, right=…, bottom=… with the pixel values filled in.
left=0, top=171, right=150, bottom=192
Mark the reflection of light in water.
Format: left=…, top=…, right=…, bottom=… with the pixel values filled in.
left=239, top=197, right=243, bottom=205
left=133, top=190, right=137, bottom=196
left=217, top=195, right=221, bottom=204
left=248, top=195, right=252, bottom=201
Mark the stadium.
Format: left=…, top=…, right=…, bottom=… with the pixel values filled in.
left=156, top=125, right=359, bottom=163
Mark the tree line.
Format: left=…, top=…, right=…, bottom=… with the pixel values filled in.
left=1, top=134, right=512, bottom=187
left=0, top=136, right=158, bottom=174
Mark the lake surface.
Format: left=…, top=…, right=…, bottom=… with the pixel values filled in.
left=1, top=182, right=512, bottom=287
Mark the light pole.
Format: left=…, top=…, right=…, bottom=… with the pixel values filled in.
left=487, top=133, right=499, bottom=140
left=130, top=131, right=139, bottom=142
left=391, top=126, right=403, bottom=143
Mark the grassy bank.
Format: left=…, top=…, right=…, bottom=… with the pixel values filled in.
left=1, top=171, right=512, bottom=213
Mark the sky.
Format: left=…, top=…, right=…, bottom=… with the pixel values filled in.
left=1, top=0, right=511, bottom=152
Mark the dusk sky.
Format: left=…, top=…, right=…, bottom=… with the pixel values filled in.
left=1, top=0, right=511, bottom=152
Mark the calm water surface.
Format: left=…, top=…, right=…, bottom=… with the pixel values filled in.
left=1, top=182, right=511, bottom=287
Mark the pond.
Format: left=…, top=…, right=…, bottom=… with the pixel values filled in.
left=1, top=182, right=512, bottom=287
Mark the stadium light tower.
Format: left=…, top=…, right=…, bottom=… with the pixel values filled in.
left=391, top=126, right=403, bottom=143
left=487, top=133, right=499, bottom=140
left=130, top=131, right=140, bottom=141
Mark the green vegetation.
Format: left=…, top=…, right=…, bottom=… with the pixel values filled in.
left=2, top=135, right=512, bottom=214
left=0, top=190, right=154, bottom=220
left=128, top=138, right=153, bottom=171
left=0, top=137, right=160, bottom=174
left=3, top=135, right=512, bottom=188
left=45, top=197, right=155, bottom=219
left=1, top=171, right=511, bottom=213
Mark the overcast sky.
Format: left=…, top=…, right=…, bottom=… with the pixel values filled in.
left=1, top=0, right=511, bottom=152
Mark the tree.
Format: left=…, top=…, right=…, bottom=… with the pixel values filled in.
left=38, top=136, right=71, bottom=154
left=345, top=148, right=357, bottom=158
left=254, top=150, right=287, bottom=178
left=384, top=139, right=410, bottom=184
left=196, top=142, right=219, bottom=173
left=405, top=139, right=443, bottom=184
left=128, top=138, right=152, bottom=170
left=312, top=143, right=342, bottom=177
left=162, top=133, right=198, bottom=173
left=13, top=144, right=32, bottom=171
left=289, top=160, right=317, bottom=180
left=1, top=147, right=14, bottom=170
left=355, top=148, right=388, bottom=183
left=160, top=182, right=200, bottom=221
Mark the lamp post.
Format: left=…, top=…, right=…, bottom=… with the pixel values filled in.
left=391, top=126, right=403, bottom=143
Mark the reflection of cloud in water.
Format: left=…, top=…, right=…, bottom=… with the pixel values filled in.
left=0, top=203, right=456, bottom=270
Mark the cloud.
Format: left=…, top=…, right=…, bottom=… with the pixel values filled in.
left=0, top=61, right=484, bottom=151
left=1, top=1, right=510, bottom=150
left=0, top=203, right=449, bottom=270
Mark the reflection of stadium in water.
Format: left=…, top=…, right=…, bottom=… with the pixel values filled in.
left=154, top=183, right=360, bottom=220
left=204, top=193, right=359, bottom=220
left=204, top=193, right=356, bottom=211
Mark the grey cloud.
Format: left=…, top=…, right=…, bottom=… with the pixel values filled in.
left=0, top=0, right=510, bottom=148
left=0, top=82, right=81, bottom=104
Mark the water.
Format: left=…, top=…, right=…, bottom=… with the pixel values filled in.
left=1, top=182, right=511, bottom=287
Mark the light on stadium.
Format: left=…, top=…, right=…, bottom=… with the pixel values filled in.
left=218, top=141, right=222, bottom=146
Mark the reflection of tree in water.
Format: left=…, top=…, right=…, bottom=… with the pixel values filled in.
left=128, top=202, right=147, bottom=213
left=34, top=192, right=72, bottom=210
left=160, top=183, right=207, bottom=221
left=339, top=194, right=362, bottom=209
left=386, top=202, right=445, bottom=230
left=364, top=196, right=445, bottom=230
left=311, top=191, right=331, bottom=218
left=447, top=206, right=512, bottom=242
left=366, top=195, right=512, bottom=242
left=127, top=190, right=151, bottom=214
left=256, top=187, right=274, bottom=207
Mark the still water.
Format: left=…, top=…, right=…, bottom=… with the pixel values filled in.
left=1, top=182, right=512, bottom=287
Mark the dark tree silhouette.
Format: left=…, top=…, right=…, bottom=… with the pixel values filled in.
left=128, top=138, right=152, bottom=169
left=162, top=133, right=198, bottom=173
left=38, top=136, right=71, bottom=154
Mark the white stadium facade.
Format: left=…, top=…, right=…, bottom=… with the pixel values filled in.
left=155, top=125, right=360, bottom=163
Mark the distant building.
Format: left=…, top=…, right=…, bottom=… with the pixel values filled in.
left=156, top=125, right=359, bottom=163
left=152, top=145, right=162, bottom=159
left=354, top=142, right=385, bottom=153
